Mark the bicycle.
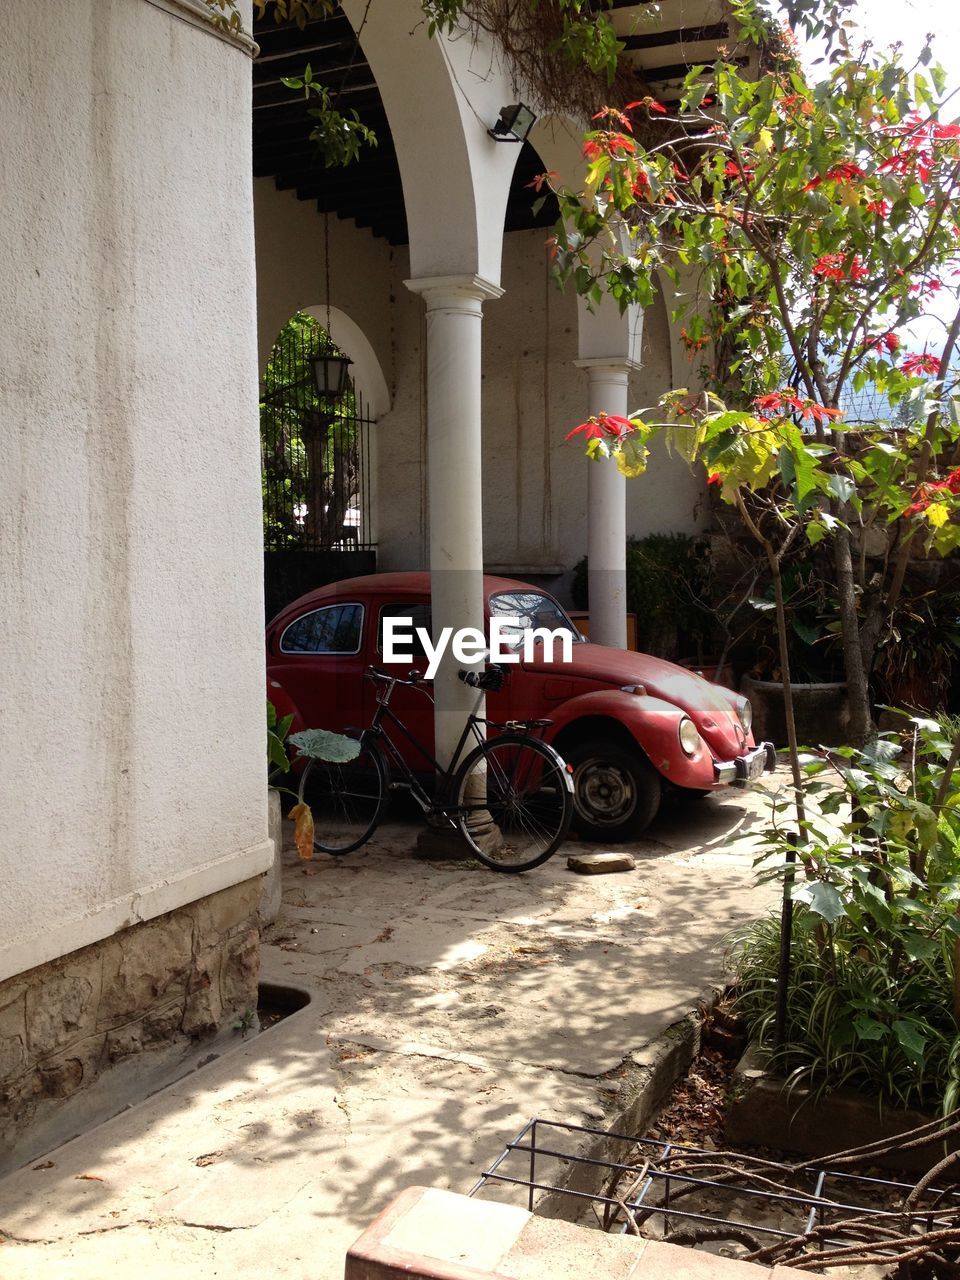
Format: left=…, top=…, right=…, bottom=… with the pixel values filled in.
left=297, top=664, right=574, bottom=872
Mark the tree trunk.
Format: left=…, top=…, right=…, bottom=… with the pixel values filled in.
left=833, top=526, right=873, bottom=744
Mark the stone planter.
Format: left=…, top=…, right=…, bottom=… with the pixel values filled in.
left=727, top=1045, right=952, bottom=1173
left=740, top=675, right=850, bottom=748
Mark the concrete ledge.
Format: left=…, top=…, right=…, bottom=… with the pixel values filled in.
left=345, top=1186, right=799, bottom=1279
left=536, top=1011, right=705, bottom=1220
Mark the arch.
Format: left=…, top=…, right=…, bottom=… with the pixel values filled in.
left=303, top=305, right=391, bottom=419
left=341, top=0, right=523, bottom=285
left=527, top=112, right=586, bottom=192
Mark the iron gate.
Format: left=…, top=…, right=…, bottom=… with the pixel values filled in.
left=260, top=314, right=375, bottom=553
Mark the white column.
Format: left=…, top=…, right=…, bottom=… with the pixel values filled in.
left=576, top=359, right=630, bottom=650
left=406, top=274, right=503, bottom=766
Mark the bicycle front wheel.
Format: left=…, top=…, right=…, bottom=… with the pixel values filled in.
left=454, top=735, right=573, bottom=872
left=297, top=741, right=386, bottom=855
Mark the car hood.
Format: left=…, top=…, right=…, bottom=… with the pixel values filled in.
left=522, top=642, right=750, bottom=756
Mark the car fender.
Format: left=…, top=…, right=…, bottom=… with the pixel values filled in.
left=267, top=677, right=308, bottom=739
left=544, top=688, right=718, bottom=789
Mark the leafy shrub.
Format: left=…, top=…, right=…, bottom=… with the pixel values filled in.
left=572, top=533, right=711, bottom=657
left=731, top=715, right=960, bottom=1111
left=267, top=699, right=294, bottom=783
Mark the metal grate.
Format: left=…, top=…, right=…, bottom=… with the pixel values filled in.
left=471, top=1117, right=960, bottom=1270
left=260, top=313, right=375, bottom=553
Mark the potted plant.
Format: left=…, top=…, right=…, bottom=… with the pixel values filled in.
left=266, top=701, right=361, bottom=871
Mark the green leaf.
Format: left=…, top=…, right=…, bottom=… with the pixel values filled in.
left=794, top=881, right=846, bottom=924
left=853, top=1014, right=886, bottom=1041
left=288, top=729, right=362, bottom=763
left=827, top=474, right=856, bottom=504
left=267, top=731, right=290, bottom=775
left=893, top=1019, right=926, bottom=1062
left=913, top=801, right=939, bottom=853
left=902, top=932, right=939, bottom=962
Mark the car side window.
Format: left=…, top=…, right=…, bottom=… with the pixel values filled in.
left=377, top=603, right=432, bottom=658
left=280, top=603, right=363, bottom=654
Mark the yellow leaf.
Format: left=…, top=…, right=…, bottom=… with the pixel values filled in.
left=888, top=808, right=914, bottom=842
left=289, top=803, right=315, bottom=861
left=615, top=436, right=650, bottom=478
left=838, top=183, right=860, bottom=208
left=756, top=128, right=774, bottom=155
left=925, top=501, right=950, bottom=528
left=665, top=422, right=705, bottom=464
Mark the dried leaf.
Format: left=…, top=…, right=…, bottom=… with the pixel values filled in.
left=289, top=803, right=315, bottom=860
left=76, top=1173, right=104, bottom=1182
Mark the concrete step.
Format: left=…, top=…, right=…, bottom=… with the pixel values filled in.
left=345, top=1185, right=801, bottom=1279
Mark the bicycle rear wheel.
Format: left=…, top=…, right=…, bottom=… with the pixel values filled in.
left=454, top=735, right=573, bottom=872
left=297, top=741, right=386, bottom=855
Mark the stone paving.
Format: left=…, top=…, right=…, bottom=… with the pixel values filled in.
left=0, top=780, right=782, bottom=1279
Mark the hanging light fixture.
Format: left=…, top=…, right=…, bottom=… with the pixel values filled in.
left=309, top=349, right=352, bottom=404
left=488, top=102, right=537, bottom=143
left=310, top=209, right=352, bottom=408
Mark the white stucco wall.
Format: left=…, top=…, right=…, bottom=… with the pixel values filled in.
left=0, top=0, right=271, bottom=982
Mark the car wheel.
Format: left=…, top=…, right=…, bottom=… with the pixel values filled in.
left=565, top=739, right=661, bottom=842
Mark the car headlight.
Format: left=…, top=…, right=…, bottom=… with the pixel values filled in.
left=678, top=716, right=700, bottom=755
left=737, top=697, right=753, bottom=733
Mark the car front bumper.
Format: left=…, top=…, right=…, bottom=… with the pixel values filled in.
left=714, top=741, right=777, bottom=787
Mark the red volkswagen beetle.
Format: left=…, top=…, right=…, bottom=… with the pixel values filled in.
left=266, top=572, right=775, bottom=841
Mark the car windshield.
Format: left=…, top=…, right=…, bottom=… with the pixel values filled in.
left=488, top=591, right=583, bottom=650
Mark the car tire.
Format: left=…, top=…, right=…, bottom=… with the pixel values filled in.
left=565, top=739, right=661, bottom=842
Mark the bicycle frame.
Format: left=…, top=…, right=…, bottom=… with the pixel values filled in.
left=363, top=676, right=487, bottom=817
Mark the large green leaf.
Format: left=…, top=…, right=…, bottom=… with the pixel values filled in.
left=893, top=1019, right=926, bottom=1063
left=288, top=729, right=362, bottom=763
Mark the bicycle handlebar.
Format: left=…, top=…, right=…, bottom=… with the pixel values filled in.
left=365, top=665, right=506, bottom=692
left=366, top=665, right=428, bottom=686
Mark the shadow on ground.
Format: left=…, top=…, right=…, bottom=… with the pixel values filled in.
left=0, top=780, right=783, bottom=1279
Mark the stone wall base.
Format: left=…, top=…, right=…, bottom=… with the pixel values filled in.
left=0, top=878, right=261, bottom=1174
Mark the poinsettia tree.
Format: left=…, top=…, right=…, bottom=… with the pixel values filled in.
left=552, top=0, right=960, bottom=744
